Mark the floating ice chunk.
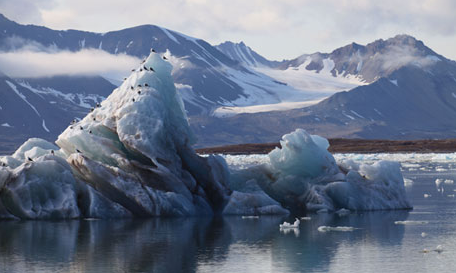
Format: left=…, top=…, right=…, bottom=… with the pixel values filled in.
left=389, top=79, right=398, bottom=86
left=335, top=208, right=351, bottom=216
left=0, top=51, right=234, bottom=219
left=435, top=167, right=447, bottom=172
left=403, top=178, right=413, bottom=186
left=434, top=245, right=443, bottom=253
left=421, top=232, right=427, bottom=237
left=268, top=129, right=338, bottom=178
left=435, top=179, right=444, bottom=192
left=317, top=226, right=359, bottom=232
left=424, top=194, right=432, bottom=198
left=444, top=179, right=454, bottom=184
left=447, top=194, right=455, bottom=198
left=280, top=218, right=300, bottom=229
left=300, top=216, right=311, bottom=220
left=0, top=155, right=80, bottom=219
left=394, top=221, right=429, bottom=225
left=241, top=215, right=260, bottom=219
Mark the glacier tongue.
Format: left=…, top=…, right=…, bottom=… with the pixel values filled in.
left=0, top=51, right=411, bottom=219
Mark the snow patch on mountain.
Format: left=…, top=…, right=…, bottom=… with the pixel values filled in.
left=214, top=99, right=324, bottom=117
left=6, top=80, right=41, bottom=117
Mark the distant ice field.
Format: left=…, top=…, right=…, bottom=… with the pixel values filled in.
left=219, top=152, right=456, bottom=171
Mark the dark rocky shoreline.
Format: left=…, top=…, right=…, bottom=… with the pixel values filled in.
left=196, top=138, right=456, bottom=155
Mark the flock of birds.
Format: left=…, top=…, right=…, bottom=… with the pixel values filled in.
left=0, top=49, right=170, bottom=166
left=62, top=50, right=168, bottom=158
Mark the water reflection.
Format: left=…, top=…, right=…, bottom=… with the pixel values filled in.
left=0, top=211, right=409, bottom=273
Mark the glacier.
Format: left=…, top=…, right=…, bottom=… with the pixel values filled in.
left=0, top=52, right=411, bottom=219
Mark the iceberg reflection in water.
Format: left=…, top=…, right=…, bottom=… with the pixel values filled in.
left=0, top=211, right=409, bottom=273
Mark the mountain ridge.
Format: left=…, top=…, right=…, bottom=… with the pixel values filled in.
left=2, top=13, right=456, bottom=150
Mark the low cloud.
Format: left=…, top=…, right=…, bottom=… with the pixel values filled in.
left=0, top=42, right=141, bottom=79
left=377, top=45, right=437, bottom=71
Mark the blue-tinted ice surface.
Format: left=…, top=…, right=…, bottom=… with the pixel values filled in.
left=228, top=129, right=411, bottom=213
left=0, top=52, right=411, bottom=219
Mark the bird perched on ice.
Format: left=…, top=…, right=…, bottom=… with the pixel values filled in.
left=151, top=48, right=156, bottom=53
left=51, top=150, right=54, bottom=155
left=76, top=149, right=82, bottom=154
left=434, top=245, right=444, bottom=253
left=144, top=83, right=149, bottom=87
left=150, top=67, right=155, bottom=72
left=27, top=157, right=33, bottom=162
left=163, top=56, right=167, bottom=60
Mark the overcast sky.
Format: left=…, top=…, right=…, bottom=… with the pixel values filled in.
left=1, top=0, right=456, bottom=61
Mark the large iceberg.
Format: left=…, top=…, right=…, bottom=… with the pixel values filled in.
left=0, top=52, right=411, bottom=219
left=228, top=129, right=411, bottom=213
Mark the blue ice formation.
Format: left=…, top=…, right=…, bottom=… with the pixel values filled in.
left=0, top=52, right=411, bottom=219
left=229, top=129, right=411, bottom=213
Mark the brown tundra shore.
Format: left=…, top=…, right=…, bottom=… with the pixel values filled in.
left=196, top=139, right=456, bottom=155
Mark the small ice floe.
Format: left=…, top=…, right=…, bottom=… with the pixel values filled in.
left=241, top=216, right=260, bottom=219
left=435, top=167, right=447, bottom=172
left=434, top=245, right=444, bottom=254
left=280, top=218, right=300, bottom=229
left=394, top=220, right=429, bottom=225
left=421, top=232, right=428, bottom=238
left=444, top=179, right=454, bottom=184
left=424, top=194, right=432, bottom=198
left=435, top=179, right=444, bottom=192
left=335, top=208, right=351, bottom=216
left=300, top=217, right=312, bottom=221
left=423, top=245, right=444, bottom=254
left=317, top=226, right=359, bottom=232
left=403, top=178, right=414, bottom=186
left=447, top=194, right=455, bottom=198
left=83, top=218, right=100, bottom=221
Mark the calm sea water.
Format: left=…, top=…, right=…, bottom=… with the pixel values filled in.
left=1, top=155, right=456, bottom=273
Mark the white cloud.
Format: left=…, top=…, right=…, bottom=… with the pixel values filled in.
left=1, top=0, right=456, bottom=61
left=0, top=45, right=141, bottom=79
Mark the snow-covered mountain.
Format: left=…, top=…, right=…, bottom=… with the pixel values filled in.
left=192, top=35, right=456, bottom=146
left=0, top=13, right=312, bottom=116
left=0, top=72, right=115, bottom=153
left=216, top=41, right=281, bottom=68
left=2, top=12, right=456, bottom=150
left=0, top=13, right=307, bottom=151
